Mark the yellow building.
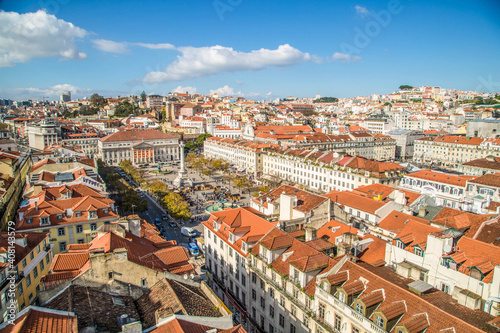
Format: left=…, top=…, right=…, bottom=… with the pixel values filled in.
left=0, top=232, right=51, bottom=322
left=16, top=184, right=118, bottom=254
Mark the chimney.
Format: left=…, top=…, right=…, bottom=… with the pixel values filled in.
left=35, top=201, right=38, bottom=213
left=418, top=206, right=426, bottom=217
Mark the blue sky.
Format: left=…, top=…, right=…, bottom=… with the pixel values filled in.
left=1, top=0, right=499, bottom=101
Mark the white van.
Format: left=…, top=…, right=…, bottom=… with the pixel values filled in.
left=181, top=227, right=197, bottom=237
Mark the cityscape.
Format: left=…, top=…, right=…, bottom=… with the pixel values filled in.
left=1, top=1, right=500, bottom=333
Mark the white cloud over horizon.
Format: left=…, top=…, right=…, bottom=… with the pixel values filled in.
left=143, top=44, right=312, bottom=83
left=0, top=10, right=87, bottom=67
left=0, top=84, right=93, bottom=100
left=172, top=85, right=198, bottom=95
left=331, top=52, right=362, bottom=63
left=355, top=5, right=369, bottom=16
left=209, top=85, right=243, bottom=97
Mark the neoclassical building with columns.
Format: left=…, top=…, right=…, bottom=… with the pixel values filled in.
left=98, top=129, right=179, bottom=165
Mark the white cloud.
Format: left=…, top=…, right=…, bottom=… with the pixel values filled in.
left=172, top=85, right=198, bottom=95
left=0, top=10, right=87, bottom=67
left=331, top=52, right=362, bottom=63
left=134, top=43, right=176, bottom=50
left=0, top=84, right=92, bottom=100
left=143, top=44, right=312, bottom=83
left=355, top=5, right=369, bottom=16
left=209, top=85, right=242, bottom=97
left=92, top=39, right=129, bottom=54
left=92, top=40, right=176, bottom=54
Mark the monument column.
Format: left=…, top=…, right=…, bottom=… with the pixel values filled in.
left=173, top=142, right=193, bottom=187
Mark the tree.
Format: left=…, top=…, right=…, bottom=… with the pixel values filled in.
left=90, top=93, right=107, bottom=108
left=195, top=133, right=212, bottom=145
left=163, top=192, right=192, bottom=221
left=399, top=85, right=413, bottom=90
left=313, top=97, right=338, bottom=103
left=231, top=175, right=252, bottom=194
left=141, top=91, right=147, bottom=102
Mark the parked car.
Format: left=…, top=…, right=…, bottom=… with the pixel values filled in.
left=161, top=214, right=168, bottom=221
left=188, top=242, right=199, bottom=256
left=181, top=227, right=197, bottom=237
left=154, top=218, right=161, bottom=226
left=169, top=221, right=177, bottom=228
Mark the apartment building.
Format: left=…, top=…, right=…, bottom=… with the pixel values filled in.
left=204, top=137, right=274, bottom=175
left=0, top=232, right=52, bottom=321
left=27, top=120, right=61, bottom=151
left=413, top=135, right=500, bottom=167
left=459, top=155, right=500, bottom=176
left=16, top=184, right=118, bottom=254
left=202, top=207, right=277, bottom=330
left=0, top=150, right=31, bottom=230
left=399, top=170, right=476, bottom=210
left=250, top=184, right=330, bottom=234
left=98, top=129, right=179, bottom=166
left=312, top=257, right=494, bottom=333
left=386, top=220, right=500, bottom=316
left=262, top=150, right=405, bottom=193
left=42, top=218, right=195, bottom=289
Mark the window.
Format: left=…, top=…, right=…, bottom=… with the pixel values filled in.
left=22, top=258, right=27, bottom=268
left=26, top=273, right=31, bottom=287
left=17, top=283, right=23, bottom=296
left=396, top=240, right=405, bottom=249
left=268, top=324, right=274, bottom=333
left=90, top=223, right=97, bottom=231
left=39, top=259, right=44, bottom=272
left=355, top=302, right=364, bottom=314
left=269, top=305, right=275, bottom=318
left=75, top=212, right=81, bottom=218
left=335, top=314, right=342, bottom=330
left=251, top=272, right=256, bottom=284
left=414, top=247, right=423, bottom=257
left=269, top=288, right=274, bottom=299
left=252, top=289, right=256, bottom=301
left=291, top=305, right=296, bottom=317
left=319, top=303, right=325, bottom=319
left=352, top=327, right=360, bottom=333
left=57, top=214, right=63, bottom=220
left=141, top=278, right=147, bottom=287
left=338, top=291, right=346, bottom=303
left=57, top=227, right=65, bottom=236
left=260, top=296, right=265, bottom=309
left=77, top=239, right=84, bottom=244
left=441, top=283, right=450, bottom=294
left=108, top=272, right=113, bottom=279
left=252, top=307, right=256, bottom=319
left=76, top=225, right=83, bottom=233
left=280, top=295, right=285, bottom=307
left=45, top=254, right=50, bottom=264
left=260, top=315, right=264, bottom=329
left=59, top=242, right=66, bottom=252
left=375, top=315, right=385, bottom=328
left=290, top=324, right=296, bottom=333
left=303, top=314, right=309, bottom=327
left=241, top=274, right=246, bottom=287
left=33, top=267, right=38, bottom=279
left=260, top=279, right=265, bottom=290
left=241, top=292, right=246, bottom=304
left=229, top=247, right=233, bottom=257
left=219, top=238, right=223, bottom=249
left=40, top=217, right=49, bottom=225
left=279, top=314, right=285, bottom=328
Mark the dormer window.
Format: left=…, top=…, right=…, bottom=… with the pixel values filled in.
left=75, top=212, right=81, bottom=218
left=57, top=214, right=63, bottom=220
left=213, top=221, right=218, bottom=231
left=375, top=315, right=385, bottom=328
left=89, top=210, right=97, bottom=219
left=338, top=291, right=346, bottom=303
left=355, top=302, right=364, bottom=314
left=396, top=240, right=405, bottom=249
left=229, top=233, right=234, bottom=243
left=242, top=242, right=247, bottom=253
left=414, top=247, right=423, bottom=257
left=40, top=217, right=50, bottom=225
left=103, top=208, right=108, bottom=214
left=26, top=218, right=32, bottom=224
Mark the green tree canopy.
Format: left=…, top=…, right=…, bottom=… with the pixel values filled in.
left=141, top=91, right=147, bottom=102
left=90, top=93, right=107, bottom=108
left=399, top=85, right=413, bottom=90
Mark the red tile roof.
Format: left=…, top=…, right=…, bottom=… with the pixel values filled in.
left=406, top=170, right=476, bottom=187
left=0, top=306, right=78, bottom=333
left=100, top=129, right=176, bottom=142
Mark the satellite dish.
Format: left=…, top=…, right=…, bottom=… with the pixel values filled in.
left=443, top=244, right=452, bottom=254
left=183, top=274, right=188, bottom=280
left=190, top=274, right=195, bottom=280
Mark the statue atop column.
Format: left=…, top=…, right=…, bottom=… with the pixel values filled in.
left=173, top=141, right=193, bottom=187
